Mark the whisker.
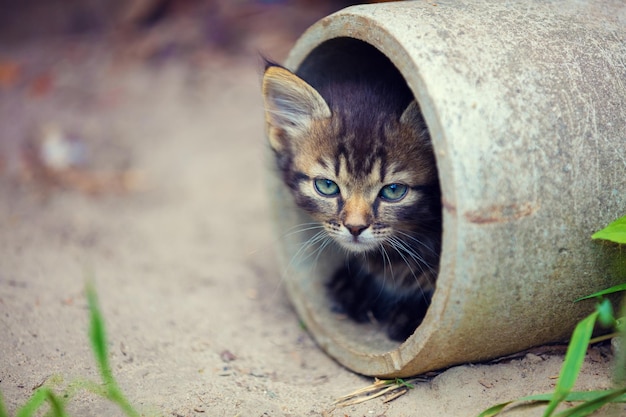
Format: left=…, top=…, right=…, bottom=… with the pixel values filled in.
left=385, top=236, right=433, bottom=302
left=392, top=233, right=439, bottom=277
left=390, top=235, right=438, bottom=278
left=285, top=229, right=327, bottom=271
left=389, top=236, right=428, bottom=268
left=312, top=235, right=335, bottom=266
left=378, top=243, right=394, bottom=286
left=395, top=231, right=440, bottom=258
left=281, top=223, right=325, bottom=239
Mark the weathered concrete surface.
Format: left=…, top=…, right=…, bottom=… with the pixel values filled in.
left=271, top=0, right=626, bottom=377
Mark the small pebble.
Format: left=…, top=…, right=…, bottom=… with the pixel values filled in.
left=220, top=349, right=237, bottom=362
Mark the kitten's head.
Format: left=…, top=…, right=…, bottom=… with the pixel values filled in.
left=262, top=65, right=440, bottom=254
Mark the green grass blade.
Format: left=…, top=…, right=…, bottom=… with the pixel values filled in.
left=476, top=390, right=626, bottom=417
left=15, top=387, right=51, bottom=417
left=85, top=282, right=141, bottom=417
left=554, top=387, right=626, bottom=417
left=391, top=378, right=415, bottom=389
left=86, top=281, right=113, bottom=384
left=575, top=284, right=626, bottom=302
left=106, top=386, right=141, bottom=417
left=0, top=391, right=8, bottom=417
left=562, top=391, right=626, bottom=402
left=476, top=393, right=570, bottom=417
left=542, top=311, right=599, bottom=417
left=592, top=216, right=626, bottom=244
left=45, top=391, right=68, bottom=417
left=476, top=402, right=510, bottom=417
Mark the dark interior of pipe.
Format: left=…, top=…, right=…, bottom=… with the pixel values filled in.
left=290, top=37, right=442, bottom=346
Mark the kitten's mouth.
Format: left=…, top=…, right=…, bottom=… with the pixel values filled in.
left=336, top=236, right=379, bottom=254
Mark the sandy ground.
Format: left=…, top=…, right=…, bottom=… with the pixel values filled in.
left=0, top=4, right=622, bottom=417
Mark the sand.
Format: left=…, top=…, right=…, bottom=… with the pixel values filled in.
left=0, top=5, right=622, bottom=417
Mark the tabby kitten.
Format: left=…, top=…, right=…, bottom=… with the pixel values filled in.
left=262, top=64, right=441, bottom=341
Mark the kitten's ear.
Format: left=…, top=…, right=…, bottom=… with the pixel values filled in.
left=400, top=100, right=426, bottom=130
left=262, top=66, right=331, bottom=151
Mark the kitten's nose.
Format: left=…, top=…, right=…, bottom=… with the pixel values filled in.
left=345, top=224, right=368, bottom=237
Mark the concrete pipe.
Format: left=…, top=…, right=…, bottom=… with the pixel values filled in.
left=267, top=1, right=626, bottom=377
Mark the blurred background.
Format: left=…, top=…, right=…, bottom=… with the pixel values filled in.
left=0, top=0, right=368, bottom=54
left=0, top=0, right=390, bottom=194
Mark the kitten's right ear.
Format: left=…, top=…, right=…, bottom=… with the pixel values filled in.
left=262, top=66, right=331, bottom=152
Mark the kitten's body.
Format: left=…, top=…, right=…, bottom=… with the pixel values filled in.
left=262, top=64, right=441, bottom=341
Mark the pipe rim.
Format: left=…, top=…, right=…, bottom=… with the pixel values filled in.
left=281, top=6, right=457, bottom=377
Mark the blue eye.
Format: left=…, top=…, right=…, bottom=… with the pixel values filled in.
left=379, top=183, right=408, bottom=201
left=314, top=178, right=340, bottom=196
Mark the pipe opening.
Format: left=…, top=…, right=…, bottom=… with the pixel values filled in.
left=277, top=37, right=442, bottom=354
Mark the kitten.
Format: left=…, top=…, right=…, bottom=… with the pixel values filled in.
left=262, top=63, right=441, bottom=341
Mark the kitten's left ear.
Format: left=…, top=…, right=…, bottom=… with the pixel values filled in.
left=262, top=66, right=331, bottom=152
left=400, top=100, right=427, bottom=131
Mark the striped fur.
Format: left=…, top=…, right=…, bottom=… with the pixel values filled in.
left=263, top=65, right=441, bottom=340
